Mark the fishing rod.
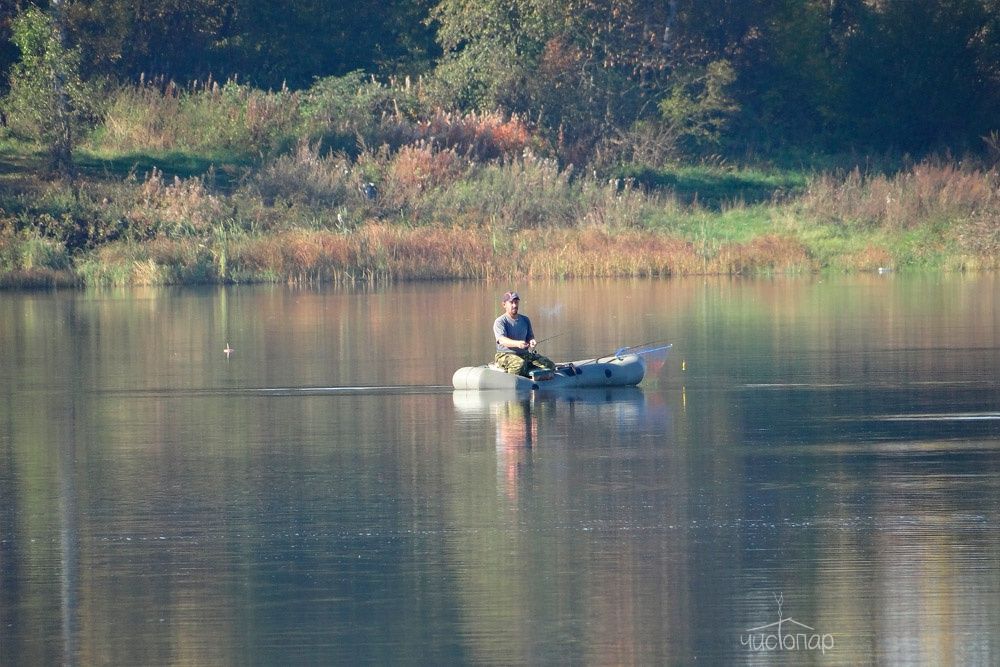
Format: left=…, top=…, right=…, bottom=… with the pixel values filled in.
left=577, top=339, right=673, bottom=366
left=531, top=332, right=565, bottom=347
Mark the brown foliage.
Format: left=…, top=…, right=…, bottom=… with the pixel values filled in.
left=384, top=144, right=468, bottom=210
left=412, top=111, right=531, bottom=161
left=715, top=235, right=812, bottom=274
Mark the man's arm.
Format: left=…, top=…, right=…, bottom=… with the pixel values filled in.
left=497, top=334, right=530, bottom=350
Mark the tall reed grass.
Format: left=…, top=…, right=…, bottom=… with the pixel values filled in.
left=67, top=221, right=821, bottom=287
left=92, top=77, right=300, bottom=155
left=799, top=160, right=1000, bottom=267
left=801, top=160, right=998, bottom=230
left=0, top=223, right=76, bottom=287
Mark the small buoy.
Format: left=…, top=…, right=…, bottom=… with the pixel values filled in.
left=682, top=360, right=686, bottom=371
left=224, top=343, right=234, bottom=358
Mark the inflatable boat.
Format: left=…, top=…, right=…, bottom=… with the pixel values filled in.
left=453, top=353, right=648, bottom=391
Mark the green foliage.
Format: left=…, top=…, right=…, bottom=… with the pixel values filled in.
left=427, top=0, right=553, bottom=112
left=0, top=227, right=71, bottom=273
left=658, top=61, right=739, bottom=147
left=0, top=3, right=18, bottom=96
left=837, top=0, right=1000, bottom=150
left=54, top=0, right=438, bottom=91
left=300, top=71, right=426, bottom=152
left=253, top=141, right=356, bottom=208
left=3, top=6, right=95, bottom=171
left=429, top=152, right=578, bottom=229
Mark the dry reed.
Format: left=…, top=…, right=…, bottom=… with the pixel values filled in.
left=801, top=160, right=999, bottom=230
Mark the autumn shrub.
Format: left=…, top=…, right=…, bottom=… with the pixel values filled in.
left=954, top=209, right=1000, bottom=264
left=714, top=234, right=813, bottom=274
left=358, top=224, right=492, bottom=279
left=226, top=230, right=359, bottom=283
left=383, top=143, right=468, bottom=215
left=841, top=244, right=896, bottom=272
left=254, top=141, right=355, bottom=208
left=127, top=167, right=226, bottom=237
left=412, top=110, right=532, bottom=161
left=512, top=227, right=702, bottom=278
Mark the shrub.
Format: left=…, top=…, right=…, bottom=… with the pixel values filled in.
left=127, top=167, right=226, bottom=237
left=432, top=151, right=578, bottom=229
left=383, top=143, right=468, bottom=216
left=412, top=110, right=532, bottom=161
left=300, top=72, right=427, bottom=154
left=254, top=141, right=355, bottom=208
left=0, top=225, right=71, bottom=273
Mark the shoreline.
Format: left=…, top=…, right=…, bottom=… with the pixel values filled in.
left=3, top=144, right=997, bottom=289
left=1, top=221, right=994, bottom=290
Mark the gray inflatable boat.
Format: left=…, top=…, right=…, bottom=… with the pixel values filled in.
left=452, top=353, right=647, bottom=391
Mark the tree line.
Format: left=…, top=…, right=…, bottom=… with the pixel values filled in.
left=2, top=0, right=999, bottom=165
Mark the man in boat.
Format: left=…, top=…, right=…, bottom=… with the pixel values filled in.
left=493, top=291, right=556, bottom=377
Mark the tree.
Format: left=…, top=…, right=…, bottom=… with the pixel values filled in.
left=57, top=0, right=439, bottom=90
left=0, top=2, right=22, bottom=99
left=65, top=0, right=234, bottom=85
left=838, top=0, right=1000, bottom=150
left=428, top=0, right=745, bottom=162
left=3, top=4, right=91, bottom=176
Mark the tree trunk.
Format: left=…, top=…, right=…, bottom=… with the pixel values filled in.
left=50, top=0, right=75, bottom=179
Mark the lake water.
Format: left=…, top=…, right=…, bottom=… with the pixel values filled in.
left=1, top=275, right=998, bottom=665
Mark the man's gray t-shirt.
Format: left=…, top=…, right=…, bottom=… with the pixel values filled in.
left=494, top=314, right=535, bottom=353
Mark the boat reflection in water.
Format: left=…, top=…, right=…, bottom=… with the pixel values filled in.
left=453, top=387, right=671, bottom=500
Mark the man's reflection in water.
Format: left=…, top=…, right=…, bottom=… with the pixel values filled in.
left=493, top=398, right=539, bottom=501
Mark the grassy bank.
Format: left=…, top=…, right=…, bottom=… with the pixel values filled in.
left=1, top=78, right=998, bottom=287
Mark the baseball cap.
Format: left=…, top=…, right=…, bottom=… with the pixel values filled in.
left=502, top=291, right=520, bottom=302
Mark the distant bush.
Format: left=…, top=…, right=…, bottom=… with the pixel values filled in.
left=429, top=151, right=577, bottom=229
left=410, top=110, right=533, bottom=161
left=383, top=143, right=469, bottom=216
left=126, top=167, right=228, bottom=237
left=0, top=220, right=75, bottom=287
left=299, top=71, right=427, bottom=154
left=254, top=141, right=355, bottom=208
left=0, top=225, right=70, bottom=272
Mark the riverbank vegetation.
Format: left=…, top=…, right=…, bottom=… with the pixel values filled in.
left=1, top=1, right=998, bottom=287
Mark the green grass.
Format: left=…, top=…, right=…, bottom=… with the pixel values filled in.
left=616, top=163, right=807, bottom=208
left=75, top=148, right=253, bottom=186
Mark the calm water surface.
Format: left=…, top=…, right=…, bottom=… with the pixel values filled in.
left=1, top=275, right=998, bottom=665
